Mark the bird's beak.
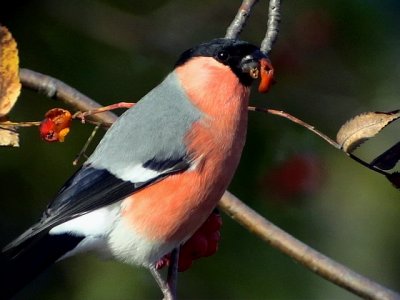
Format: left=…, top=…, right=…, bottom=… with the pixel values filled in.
left=240, top=50, right=275, bottom=93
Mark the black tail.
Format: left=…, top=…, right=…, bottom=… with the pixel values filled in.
left=0, top=233, right=83, bottom=299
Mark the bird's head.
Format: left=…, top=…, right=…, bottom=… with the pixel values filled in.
left=175, top=38, right=274, bottom=93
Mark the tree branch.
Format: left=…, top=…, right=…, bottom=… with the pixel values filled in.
left=220, top=192, right=400, bottom=300
left=225, top=0, right=281, bottom=55
left=19, top=68, right=117, bottom=125
left=250, top=106, right=340, bottom=149
left=260, top=0, right=281, bottom=54
left=251, top=106, right=391, bottom=177
left=18, top=68, right=400, bottom=299
left=225, top=0, right=259, bottom=39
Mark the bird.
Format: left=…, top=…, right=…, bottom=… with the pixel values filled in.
left=0, top=38, right=273, bottom=299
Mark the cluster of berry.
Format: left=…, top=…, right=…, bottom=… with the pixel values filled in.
left=156, top=210, right=222, bottom=272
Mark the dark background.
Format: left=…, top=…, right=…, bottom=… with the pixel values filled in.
left=1, top=0, right=400, bottom=299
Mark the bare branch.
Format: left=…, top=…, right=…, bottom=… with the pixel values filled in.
left=19, top=68, right=117, bottom=125
left=250, top=106, right=341, bottom=149
left=0, top=121, right=40, bottom=127
left=225, top=0, right=259, bottom=39
left=251, top=106, right=390, bottom=177
left=260, top=0, right=281, bottom=54
left=73, top=124, right=100, bottom=166
left=73, top=102, right=134, bottom=124
left=220, top=191, right=400, bottom=300
left=225, top=0, right=281, bottom=54
left=18, top=69, right=400, bottom=299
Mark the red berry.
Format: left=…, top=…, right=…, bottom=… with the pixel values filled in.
left=264, top=154, right=324, bottom=199
left=209, top=230, right=221, bottom=242
left=201, top=213, right=222, bottom=233
left=39, top=118, right=57, bottom=142
left=156, top=211, right=223, bottom=272
left=39, top=108, right=72, bottom=142
left=178, top=252, right=193, bottom=272
left=204, top=239, right=219, bottom=257
left=204, top=231, right=220, bottom=257
left=184, top=232, right=208, bottom=260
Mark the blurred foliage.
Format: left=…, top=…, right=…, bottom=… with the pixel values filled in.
left=1, top=0, right=400, bottom=299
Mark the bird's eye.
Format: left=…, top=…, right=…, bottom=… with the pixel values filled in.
left=216, top=50, right=229, bottom=62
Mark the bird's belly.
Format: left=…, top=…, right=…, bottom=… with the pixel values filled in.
left=108, top=175, right=226, bottom=266
left=109, top=171, right=225, bottom=266
left=109, top=142, right=246, bottom=266
left=108, top=215, right=177, bottom=267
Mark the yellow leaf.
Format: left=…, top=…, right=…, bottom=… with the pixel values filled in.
left=336, top=111, right=400, bottom=153
left=0, top=25, right=21, bottom=117
left=0, top=123, right=19, bottom=147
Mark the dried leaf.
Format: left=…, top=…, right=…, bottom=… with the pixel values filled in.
left=386, top=172, right=400, bottom=189
left=0, top=122, right=19, bottom=147
left=0, top=25, right=21, bottom=117
left=336, top=111, right=400, bottom=153
left=371, top=141, right=400, bottom=170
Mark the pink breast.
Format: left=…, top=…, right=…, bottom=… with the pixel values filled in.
left=121, top=57, right=250, bottom=243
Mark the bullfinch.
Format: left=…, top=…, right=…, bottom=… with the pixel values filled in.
left=0, top=38, right=272, bottom=298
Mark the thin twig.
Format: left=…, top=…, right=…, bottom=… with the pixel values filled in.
left=19, top=69, right=400, bottom=299
left=0, top=126, right=17, bottom=133
left=219, top=191, right=400, bottom=300
left=73, top=125, right=100, bottom=166
left=251, top=106, right=391, bottom=176
left=250, top=106, right=341, bottom=149
left=76, top=119, right=113, bottom=128
left=225, top=0, right=259, bottom=39
left=73, top=102, right=134, bottom=123
left=19, top=68, right=117, bottom=125
left=0, top=121, right=41, bottom=127
left=260, top=0, right=281, bottom=54
left=348, top=152, right=389, bottom=176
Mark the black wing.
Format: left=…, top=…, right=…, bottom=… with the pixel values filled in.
left=3, top=161, right=189, bottom=254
